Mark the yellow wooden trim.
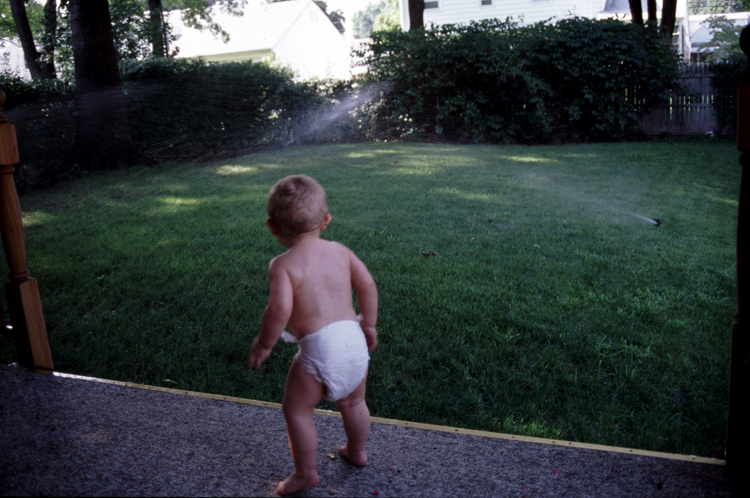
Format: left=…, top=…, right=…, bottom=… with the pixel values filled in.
left=52, top=372, right=725, bottom=466
left=54, top=372, right=284, bottom=410
left=362, top=417, right=724, bottom=465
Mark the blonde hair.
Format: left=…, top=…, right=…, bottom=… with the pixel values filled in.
left=267, top=175, right=328, bottom=235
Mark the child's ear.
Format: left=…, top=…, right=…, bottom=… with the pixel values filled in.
left=266, top=218, right=281, bottom=235
left=321, top=213, right=332, bottom=231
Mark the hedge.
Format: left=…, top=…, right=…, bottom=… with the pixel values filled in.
left=357, top=17, right=682, bottom=143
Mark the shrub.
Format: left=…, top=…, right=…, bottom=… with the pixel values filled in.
left=120, top=58, right=372, bottom=159
left=710, top=60, right=744, bottom=135
left=119, top=58, right=326, bottom=161
left=0, top=73, right=76, bottom=191
left=0, top=72, right=73, bottom=110
left=358, top=18, right=681, bottom=143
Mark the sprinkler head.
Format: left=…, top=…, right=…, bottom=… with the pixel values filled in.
left=653, top=218, right=662, bottom=227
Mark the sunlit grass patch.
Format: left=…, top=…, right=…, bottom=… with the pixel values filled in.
left=214, top=165, right=259, bottom=175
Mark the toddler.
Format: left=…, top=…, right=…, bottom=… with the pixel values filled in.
left=248, top=174, right=378, bottom=496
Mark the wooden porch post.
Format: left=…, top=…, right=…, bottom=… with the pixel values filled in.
left=0, top=88, right=53, bottom=372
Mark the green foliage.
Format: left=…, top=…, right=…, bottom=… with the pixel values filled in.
left=0, top=2, right=17, bottom=39
left=358, top=17, right=681, bottom=143
left=353, top=0, right=399, bottom=39
left=698, top=15, right=745, bottom=63
left=108, top=0, right=156, bottom=61
left=0, top=0, right=45, bottom=39
left=51, top=5, right=73, bottom=80
left=52, top=0, right=174, bottom=66
left=372, top=0, right=400, bottom=34
left=688, top=0, right=743, bottom=15
left=0, top=71, right=72, bottom=108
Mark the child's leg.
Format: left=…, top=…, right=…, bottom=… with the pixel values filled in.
left=335, top=374, right=370, bottom=467
left=277, top=358, right=324, bottom=496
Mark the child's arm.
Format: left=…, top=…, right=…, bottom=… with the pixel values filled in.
left=349, top=250, right=378, bottom=352
left=249, top=258, right=293, bottom=370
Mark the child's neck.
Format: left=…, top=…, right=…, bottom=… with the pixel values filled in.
left=277, top=230, right=322, bottom=249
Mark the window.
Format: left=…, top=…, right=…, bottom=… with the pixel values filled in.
left=425, top=1, right=439, bottom=9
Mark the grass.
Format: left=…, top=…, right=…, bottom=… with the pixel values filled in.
left=0, top=139, right=739, bottom=458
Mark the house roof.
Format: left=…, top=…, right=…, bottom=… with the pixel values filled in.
left=170, top=1, right=312, bottom=61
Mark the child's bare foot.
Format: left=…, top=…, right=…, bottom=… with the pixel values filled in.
left=338, top=444, right=368, bottom=467
left=276, top=471, right=319, bottom=496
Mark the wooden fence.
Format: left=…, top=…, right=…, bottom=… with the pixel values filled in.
left=638, top=63, right=731, bottom=136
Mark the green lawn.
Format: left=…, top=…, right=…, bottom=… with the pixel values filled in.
left=1, top=140, right=739, bottom=457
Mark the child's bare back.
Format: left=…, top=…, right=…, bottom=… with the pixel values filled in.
left=272, top=238, right=360, bottom=339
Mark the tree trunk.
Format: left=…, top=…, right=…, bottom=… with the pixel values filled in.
left=661, top=0, right=677, bottom=41
left=69, top=0, right=153, bottom=170
left=628, top=0, right=643, bottom=26
left=147, top=0, right=166, bottom=58
left=41, top=0, right=57, bottom=74
left=8, top=0, right=55, bottom=79
left=409, top=0, right=424, bottom=31
left=647, top=0, right=657, bottom=24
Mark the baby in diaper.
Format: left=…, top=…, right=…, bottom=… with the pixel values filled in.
left=248, top=174, right=378, bottom=496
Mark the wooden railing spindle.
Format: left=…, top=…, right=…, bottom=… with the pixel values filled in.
left=0, top=88, right=53, bottom=372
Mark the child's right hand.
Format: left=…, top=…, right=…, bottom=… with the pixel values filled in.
left=361, top=325, right=378, bottom=352
left=248, top=338, right=272, bottom=370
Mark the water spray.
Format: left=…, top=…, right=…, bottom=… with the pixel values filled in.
left=629, top=212, right=662, bottom=227
left=285, top=82, right=389, bottom=147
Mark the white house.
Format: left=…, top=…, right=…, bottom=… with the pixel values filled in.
left=0, top=39, right=31, bottom=80
left=170, top=0, right=351, bottom=80
left=397, top=0, right=624, bottom=28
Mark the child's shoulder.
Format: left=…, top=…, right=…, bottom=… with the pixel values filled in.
left=324, top=239, right=357, bottom=257
left=324, top=239, right=350, bottom=250
left=267, top=252, right=288, bottom=273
